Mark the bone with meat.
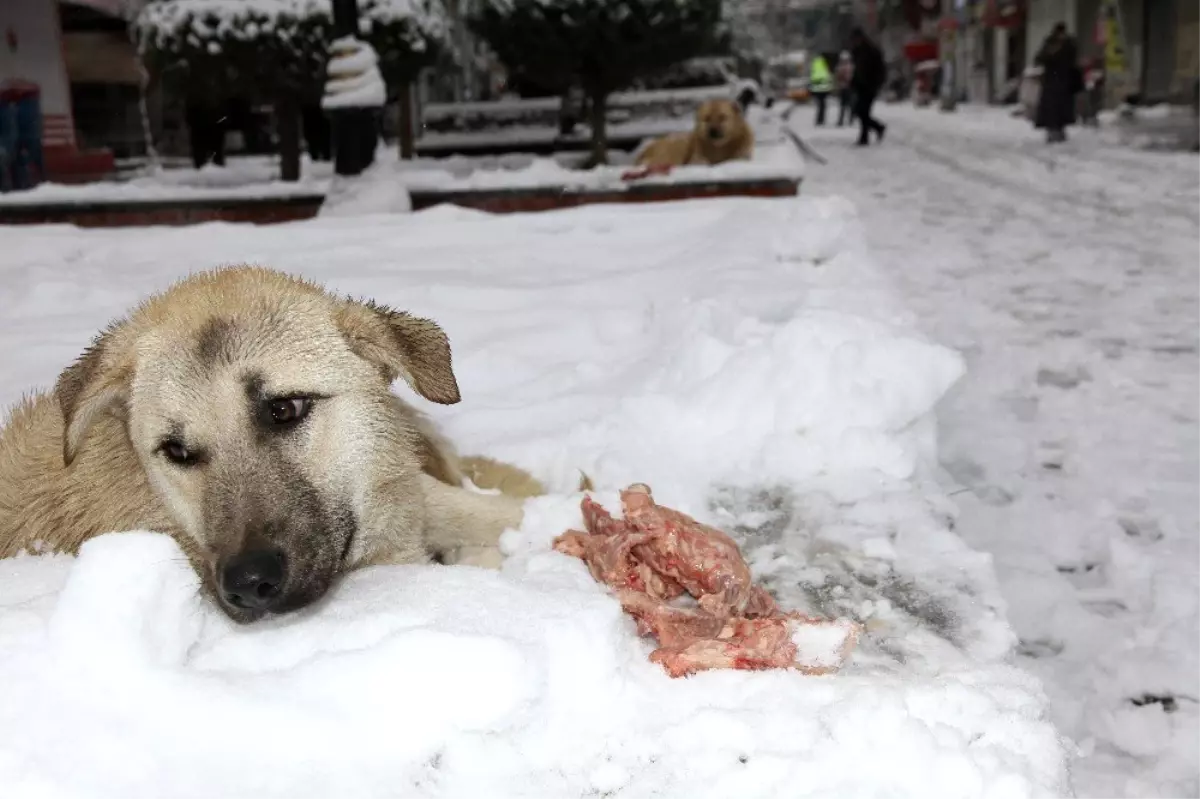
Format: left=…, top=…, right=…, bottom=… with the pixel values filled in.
left=553, top=483, right=861, bottom=678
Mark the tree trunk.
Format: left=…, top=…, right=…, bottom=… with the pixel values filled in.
left=557, top=87, right=576, bottom=136
left=587, top=89, right=608, bottom=167
left=276, top=94, right=301, bottom=182
left=397, top=82, right=415, bottom=160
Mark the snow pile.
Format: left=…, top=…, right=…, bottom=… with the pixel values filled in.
left=0, top=196, right=1069, bottom=796
left=0, top=530, right=1064, bottom=799
left=318, top=156, right=413, bottom=216
left=0, top=156, right=332, bottom=206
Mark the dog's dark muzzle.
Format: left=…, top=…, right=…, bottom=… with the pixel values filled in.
left=219, top=548, right=287, bottom=616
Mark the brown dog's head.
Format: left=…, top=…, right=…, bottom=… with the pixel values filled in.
left=54, top=267, right=459, bottom=622
left=694, top=98, right=744, bottom=146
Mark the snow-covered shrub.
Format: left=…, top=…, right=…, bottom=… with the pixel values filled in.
left=468, top=0, right=724, bottom=165
left=136, top=0, right=448, bottom=178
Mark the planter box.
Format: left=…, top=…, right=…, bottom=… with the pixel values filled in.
left=0, top=193, right=325, bottom=227
left=409, top=177, right=800, bottom=214
left=0, top=177, right=799, bottom=228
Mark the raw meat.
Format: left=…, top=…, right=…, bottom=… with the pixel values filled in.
left=553, top=484, right=861, bottom=678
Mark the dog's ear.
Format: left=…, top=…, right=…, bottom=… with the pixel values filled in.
left=56, top=327, right=134, bottom=466
left=335, top=300, right=461, bottom=405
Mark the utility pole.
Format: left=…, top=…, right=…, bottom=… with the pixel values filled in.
left=328, top=0, right=374, bottom=176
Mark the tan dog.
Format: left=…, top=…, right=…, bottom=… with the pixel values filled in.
left=635, top=98, right=754, bottom=169
left=0, top=266, right=543, bottom=623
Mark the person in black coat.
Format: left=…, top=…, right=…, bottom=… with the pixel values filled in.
left=1034, top=23, right=1082, bottom=143
left=849, top=28, right=887, bottom=146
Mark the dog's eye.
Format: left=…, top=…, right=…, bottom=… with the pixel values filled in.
left=160, top=439, right=199, bottom=466
left=267, top=397, right=313, bottom=425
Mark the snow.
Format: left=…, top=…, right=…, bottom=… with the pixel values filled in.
left=0, top=114, right=802, bottom=207
left=791, top=100, right=1198, bottom=797
left=319, top=160, right=413, bottom=217
left=396, top=134, right=802, bottom=192
left=322, top=36, right=387, bottom=110
left=0, top=157, right=331, bottom=206
left=415, top=117, right=690, bottom=152
left=423, top=85, right=741, bottom=123
left=137, top=0, right=448, bottom=52
left=0, top=187, right=1069, bottom=795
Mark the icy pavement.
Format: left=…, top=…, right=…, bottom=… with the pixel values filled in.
left=792, top=102, right=1199, bottom=797
left=1, top=195, right=1068, bottom=797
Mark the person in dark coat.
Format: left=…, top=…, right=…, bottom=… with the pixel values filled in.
left=1033, top=23, right=1082, bottom=143
left=185, top=95, right=226, bottom=169
left=848, top=28, right=887, bottom=146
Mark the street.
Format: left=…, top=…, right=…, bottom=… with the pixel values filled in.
left=795, top=102, right=1200, bottom=797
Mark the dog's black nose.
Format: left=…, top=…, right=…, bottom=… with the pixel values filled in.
left=708, top=127, right=723, bottom=139
left=220, top=549, right=286, bottom=612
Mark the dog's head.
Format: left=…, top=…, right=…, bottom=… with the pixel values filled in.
left=695, top=99, right=744, bottom=145
left=55, top=267, right=459, bottom=622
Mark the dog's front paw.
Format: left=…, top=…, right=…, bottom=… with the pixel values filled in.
left=440, top=545, right=505, bottom=570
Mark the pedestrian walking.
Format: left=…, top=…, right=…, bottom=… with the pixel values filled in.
left=1033, top=22, right=1082, bottom=143
left=810, top=52, right=834, bottom=126
left=835, top=51, right=856, bottom=126
left=849, top=28, right=887, bottom=146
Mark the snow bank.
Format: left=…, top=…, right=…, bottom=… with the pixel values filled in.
left=0, top=116, right=797, bottom=208
left=0, top=195, right=1069, bottom=796
left=0, top=530, right=1064, bottom=799
left=395, top=134, right=803, bottom=192
left=0, top=157, right=332, bottom=206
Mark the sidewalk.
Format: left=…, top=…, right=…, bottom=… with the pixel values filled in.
left=794, top=102, right=1200, bottom=798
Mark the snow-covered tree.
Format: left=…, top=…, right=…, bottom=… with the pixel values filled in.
left=136, top=0, right=448, bottom=179
left=469, top=0, right=724, bottom=165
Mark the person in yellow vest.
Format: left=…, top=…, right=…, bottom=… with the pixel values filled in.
left=809, top=52, right=834, bottom=126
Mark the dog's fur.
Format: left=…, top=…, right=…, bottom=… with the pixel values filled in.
left=0, top=266, right=544, bottom=622
left=634, top=98, right=754, bottom=168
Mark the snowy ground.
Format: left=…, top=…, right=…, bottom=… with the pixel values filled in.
left=0, top=156, right=333, bottom=206
left=0, top=191, right=1069, bottom=793
left=789, top=101, right=1199, bottom=797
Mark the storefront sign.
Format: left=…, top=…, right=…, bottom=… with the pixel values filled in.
left=1098, top=0, right=1127, bottom=74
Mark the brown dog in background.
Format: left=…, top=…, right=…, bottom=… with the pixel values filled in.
left=635, top=98, right=755, bottom=169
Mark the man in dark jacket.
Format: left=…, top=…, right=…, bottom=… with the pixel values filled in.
left=849, top=28, right=887, bottom=146
left=1033, top=23, right=1081, bottom=143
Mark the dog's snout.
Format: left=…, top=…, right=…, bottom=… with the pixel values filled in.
left=708, top=126, right=723, bottom=140
left=220, top=549, right=287, bottom=612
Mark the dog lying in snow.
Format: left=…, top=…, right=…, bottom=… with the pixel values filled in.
left=635, top=98, right=755, bottom=169
left=0, top=266, right=541, bottom=622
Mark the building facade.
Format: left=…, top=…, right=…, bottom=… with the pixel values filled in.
left=1025, top=0, right=1197, bottom=104
left=1, top=0, right=78, bottom=154
left=1, top=0, right=149, bottom=182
